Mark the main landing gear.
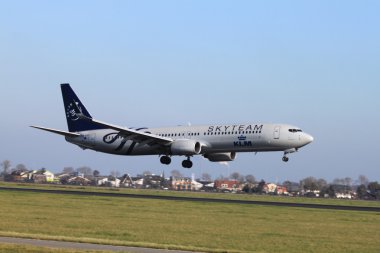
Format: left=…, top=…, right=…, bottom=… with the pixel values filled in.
left=282, top=156, right=289, bottom=162
left=160, top=155, right=171, bottom=165
left=159, top=155, right=193, bottom=168
left=182, top=157, right=193, bottom=169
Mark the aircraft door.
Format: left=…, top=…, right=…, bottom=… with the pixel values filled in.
left=273, top=126, right=280, bottom=139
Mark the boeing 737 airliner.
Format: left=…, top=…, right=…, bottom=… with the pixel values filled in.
left=31, top=84, right=313, bottom=168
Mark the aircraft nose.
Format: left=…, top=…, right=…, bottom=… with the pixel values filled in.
left=305, top=134, right=314, bottom=144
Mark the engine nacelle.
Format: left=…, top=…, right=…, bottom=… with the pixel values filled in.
left=204, top=152, right=236, bottom=162
left=170, top=139, right=201, bottom=155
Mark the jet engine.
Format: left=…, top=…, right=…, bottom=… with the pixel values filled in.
left=170, top=139, right=201, bottom=155
left=204, top=152, right=236, bottom=162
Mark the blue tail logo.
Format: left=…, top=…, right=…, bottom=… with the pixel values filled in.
left=66, top=101, right=83, bottom=121
left=61, top=83, right=105, bottom=132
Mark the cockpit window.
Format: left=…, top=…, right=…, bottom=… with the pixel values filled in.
left=289, top=129, right=303, bottom=133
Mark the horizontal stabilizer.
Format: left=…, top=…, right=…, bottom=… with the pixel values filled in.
left=30, top=126, right=80, bottom=138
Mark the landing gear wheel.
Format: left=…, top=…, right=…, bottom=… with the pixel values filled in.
left=160, top=156, right=171, bottom=165
left=282, top=156, right=289, bottom=162
left=182, top=159, right=193, bottom=168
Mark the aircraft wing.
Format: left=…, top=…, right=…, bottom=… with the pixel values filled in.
left=83, top=117, right=173, bottom=146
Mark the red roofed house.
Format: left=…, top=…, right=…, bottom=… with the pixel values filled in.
left=214, top=179, right=242, bottom=192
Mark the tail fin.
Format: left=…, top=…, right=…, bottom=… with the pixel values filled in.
left=61, top=83, right=105, bottom=132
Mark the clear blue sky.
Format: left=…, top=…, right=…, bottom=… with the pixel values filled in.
left=1, top=0, right=379, bottom=183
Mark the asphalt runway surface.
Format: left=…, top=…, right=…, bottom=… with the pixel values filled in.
left=1, top=186, right=379, bottom=212
left=0, top=236, right=201, bottom=252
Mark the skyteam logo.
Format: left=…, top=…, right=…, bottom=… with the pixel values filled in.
left=66, top=101, right=81, bottom=121
left=234, top=135, right=252, bottom=147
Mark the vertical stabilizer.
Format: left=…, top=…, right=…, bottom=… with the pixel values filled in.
left=61, top=83, right=104, bottom=132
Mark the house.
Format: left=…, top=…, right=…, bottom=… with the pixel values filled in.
left=263, top=183, right=277, bottom=194
left=171, top=176, right=192, bottom=191
left=106, top=177, right=120, bottom=187
left=43, top=170, right=55, bottom=183
left=335, top=192, right=352, bottom=199
left=55, top=173, right=73, bottom=184
left=131, top=177, right=144, bottom=188
left=285, top=182, right=301, bottom=196
left=120, top=174, right=134, bottom=187
left=275, top=185, right=288, bottom=195
left=190, top=174, right=203, bottom=191
left=31, top=170, right=55, bottom=183
left=143, top=174, right=164, bottom=189
left=67, top=176, right=91, bottom=186
left=6, top=170, right=28, bottom=182
left=96, top=176, right=109, bottom=186
left=214, top=179, right=241, bottom=192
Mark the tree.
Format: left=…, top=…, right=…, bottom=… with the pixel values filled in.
left=76, top=166, right=92, bottom=176
left=230, top=172, right=240, bottom=180
left=15, top=164, right=27, bottom=172
left=62, top=167, right=74, bottom=174
left=93, top=170, right=100, bottom=177
left=333, top=178, right=345, bottom=185
left=230, top=172, right=244, bottom=183
left=217, top=174, right=228, bottom=180
left=325, top=185, right=336, bottom=198
left=201, top=173, right=212, bottom=181
left=300, top=177, right=319, bottom=191
left=245, top=174, right=256, bottom=184
left=1, top=160, right=11, bottom=176
left=170, top=169, right=183, bottom=178
left=367, top=181, right=380, bottom=199
left=255, top=180, right=266, bottom=194
left=316, top=178, right=327, bottom=190
left=344, top=177, right=352, bottom=187
left=110, top=170, right=120, bottom=177
left=358, top=175, right=369, bottom=186
left=356, top=184, right=367, bottom=199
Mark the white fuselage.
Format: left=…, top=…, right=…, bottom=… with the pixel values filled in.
left=66, top=123, right=313, bottom=156
left=31, top=84, right=314, bottom=168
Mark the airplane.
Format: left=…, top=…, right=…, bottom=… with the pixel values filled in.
left=31, top=84, right=314, bottom=168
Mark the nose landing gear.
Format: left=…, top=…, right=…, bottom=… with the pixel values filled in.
left=282, top=148, right=297, bottom=162
left=282, top=156, right=289, bottom=162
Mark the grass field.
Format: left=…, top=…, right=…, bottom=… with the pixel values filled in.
left=0, top=187, right=379, bottom=253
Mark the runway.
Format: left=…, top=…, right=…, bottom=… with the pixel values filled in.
left=0, top=236, right=201, bottom=253
left=1, top=186, right=379, bottom=212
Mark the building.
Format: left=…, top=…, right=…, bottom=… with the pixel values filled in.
left=67, top=176, right=91, bottom=186
left=214, top=180, right=241, bottom=192
left=171, top=177, right=192, bottom=191
left=275, top=185, right=288, bottom=195
left=263, top=183, right=278, bottom=194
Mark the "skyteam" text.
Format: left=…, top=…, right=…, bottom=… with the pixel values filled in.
left=208, top=124, right=263, bottom=132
